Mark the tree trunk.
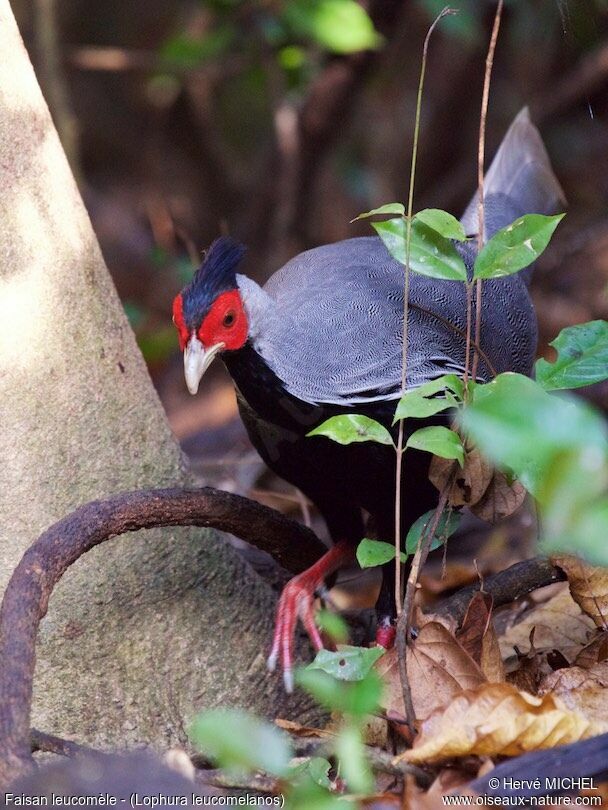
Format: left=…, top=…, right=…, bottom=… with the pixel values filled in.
left=0, top=0, right=315, bottom=767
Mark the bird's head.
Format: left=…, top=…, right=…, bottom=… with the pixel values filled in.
left=172, top=237, right=248, bottom=395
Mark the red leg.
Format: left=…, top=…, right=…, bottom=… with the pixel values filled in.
left=375, top=618, right=396, bottom=649
left=267, top=540, right=355, bottom=691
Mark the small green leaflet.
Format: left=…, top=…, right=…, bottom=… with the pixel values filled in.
left=459, top=372, right=608, bottom=497
left=393, top=374, right=464, bottom=423
left=308, top=414, right=394, bottom=446
left=357, top=538, right=407, bottom=568
left=296, top=667, right=383, bottom=717
left=307, top=645, right=385, bottom=681
left=405, top=508, right=461, bottom=555
left=406, top=425, right=465, bottom=465
left=415, top=209, right=468, bottom=241
left=286, top=0, right=383, bottom=54
left=335, top=724, right=373, bottom=795
left=189, top=709, right=291, bottom=776
left=373, top=218, right=468, bottom=281
left=315, top=609, right=349, bottom=644
left=352, top=202, right=405, bottom=221
left=535, top=320, right=608, bottom=391
left=289, top=756, right=333, bottom=789
left=473, top=213, right=564, bottom=280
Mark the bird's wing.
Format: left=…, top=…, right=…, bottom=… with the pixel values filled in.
left=260, top=237, right=534, bottom=406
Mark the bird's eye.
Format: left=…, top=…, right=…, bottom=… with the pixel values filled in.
left=223, top=311, right=236, bottom=328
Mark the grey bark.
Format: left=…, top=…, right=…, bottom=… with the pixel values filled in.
left=0, top=0, right=315, bottom=760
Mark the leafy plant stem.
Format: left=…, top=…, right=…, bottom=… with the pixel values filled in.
left=472, top=0, right=503, bottom=382
left=393, top=4, right=457, bottom=618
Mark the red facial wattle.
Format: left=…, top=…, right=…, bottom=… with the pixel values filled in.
left=198, top=289, right=248, bottom=351
left=172, top=294, right=189, bottom=351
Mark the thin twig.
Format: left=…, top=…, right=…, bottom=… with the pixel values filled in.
left=394, top=5, right=457, bottom=617
left=471, top=0, right=504, bottom=381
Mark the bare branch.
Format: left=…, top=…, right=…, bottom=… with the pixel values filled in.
left=432, top=556, right=566, bottom=626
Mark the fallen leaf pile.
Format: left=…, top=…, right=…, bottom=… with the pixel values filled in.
left=373, top=556, right=608, bottom=801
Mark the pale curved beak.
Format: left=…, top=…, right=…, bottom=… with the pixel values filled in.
left=184, top=335, right=224, bottom=395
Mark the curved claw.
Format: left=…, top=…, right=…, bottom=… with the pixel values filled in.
left=267, top=573, right=324, bottom=692
left=267, top=540, right=355, bottom=692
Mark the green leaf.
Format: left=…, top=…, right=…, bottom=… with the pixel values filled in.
left=405, top=508, right=461, bottom=555
left=535, top=320, right=608, bottom=391
left=295, top=668, right=383, bottom=717
left=189, top=709, right=291, bottom=776
left=473, top=213, right=565, bottom=280
left=357, top=538, right=406, bottom=568
left=406, top=426, right=465, bottom=465
left=290, top=756, right=333, bottom=789
left=460, top=373, right=608, bottom=496
left=307, top=645, right=385, bottom=681
left=307, top=414, right=394, bottom=446
left=393, top=375, right=463, bottom=423
left=286, top=0, right=383, bottom=54
left=335, top=724, right=373, bottom=794
left=316, top=609, right=349, bottom=644
left=373, top=217, right=468, bottom=281
left=415, top=208, right=468, bottom=241
left=352, top=203, right=405, bottom=221
left=558, top=498, right=608, bottom=566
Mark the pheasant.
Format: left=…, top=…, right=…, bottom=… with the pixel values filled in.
left=172, top=109, right=564, bottom=691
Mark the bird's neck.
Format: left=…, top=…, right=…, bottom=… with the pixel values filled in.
left=222, top=341, right=320, bottom=430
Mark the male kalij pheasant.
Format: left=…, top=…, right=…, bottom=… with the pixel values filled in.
left=172, top=109, right=564, bottom=691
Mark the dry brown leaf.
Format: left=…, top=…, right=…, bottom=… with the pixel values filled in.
left=574, top=630, right=608, bottom=668
left=429, top=448, right=493, bottom=508
left=540, top=662, right=608, bottom=721
left=470, top=471, right=527, bottom=523
left=377, top=621, right=485, bottom=721
left=456, top=592, right=505, bottom=683
left=552, top=555, right=608, bottom=629
left=499, top=586, right=596, bottom=661
left=397, top=682, right=608, bottom=765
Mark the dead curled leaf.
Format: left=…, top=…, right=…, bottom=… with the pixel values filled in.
left=574, top=630, right=608, bottom=669
left=551, top=555, right=608, bottom=629
left=429, top=449, right=525, bottom=522
left=469, top=471, right=526, bottom=523
left=429, top=449, right=492, bottom=508
left=499, top=586, right=597, bottom=662
left=539, top=662, right=608, bottom=720
left=397, top=682, right=608, bottom=765
left=456, top=592, right=505, bottom=683
left=377, top=621, right=485, bottom=722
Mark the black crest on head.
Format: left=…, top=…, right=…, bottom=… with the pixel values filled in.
left=182, top=236, right=247, bottom=328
